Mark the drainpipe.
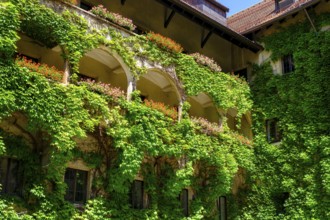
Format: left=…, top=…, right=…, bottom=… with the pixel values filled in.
left=304, top=8, right=317, bottom=33
left=178, top=99, right=184, bottom=122
left=60, top=46, right=70, bottom=85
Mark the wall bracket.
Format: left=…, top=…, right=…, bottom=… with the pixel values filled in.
left=164, top=9, right=176, bottom=28
left=201, top=29, right=213, bottom=48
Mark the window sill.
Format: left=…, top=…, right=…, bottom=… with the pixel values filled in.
left=269, top=141, right=282, bottom=145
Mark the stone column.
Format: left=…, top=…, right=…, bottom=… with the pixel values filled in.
left=62, top=58, right=70, bottom=85
left=126, top=76, right=136, bottom=100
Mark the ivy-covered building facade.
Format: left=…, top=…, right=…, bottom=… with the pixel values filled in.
left=0, top=0, right=329, bottom=219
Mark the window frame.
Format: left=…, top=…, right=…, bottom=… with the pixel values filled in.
left=217, top=196, right=227, bottom=220
left=282, top=54, right=295, bottom=74
left=266, top=119, right=282, bottom=143
left=64, top=168, right=88, bottom=204
left=0, top=157, right=22, bottom=195
left=130, top=180, right=144, bottom=209
left=180, top=189, right=189, bottom=217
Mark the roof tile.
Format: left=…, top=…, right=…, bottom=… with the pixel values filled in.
left=228, top=0, right=316, bottom=34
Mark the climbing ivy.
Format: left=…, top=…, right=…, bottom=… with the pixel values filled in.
left=11, top=0, right=102, bottom=74
left=0, top=1, right=20, bottom=61
left=233, top=12, right=330, bottom=220
left=107, top=28, right=252, bottom=116
left=0, top=63, right=252, bottom=219
left=0, top=0, right=255, bottom=219
left=1, top=0, right=328, bottom=219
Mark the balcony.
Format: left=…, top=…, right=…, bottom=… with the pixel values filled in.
left=40, top=0, right=133, bottom=38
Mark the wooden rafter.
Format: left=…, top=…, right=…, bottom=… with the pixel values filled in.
left=201, top=29, right=213, bottom=48
left=164, top=9, right=176, bottom=28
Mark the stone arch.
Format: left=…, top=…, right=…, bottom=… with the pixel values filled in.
left=226, top=109, right=252, bottom=138
left=239, top=113, right=252, bottom=139
left=79, top=46, right=134, bottom=95
left=136, top=68, right=182, bottom=107
left=187, top=93, right=220, bottom=123
left=16, top=33, right=64, bottom=71
left=226, top=108, right=236, bottom=130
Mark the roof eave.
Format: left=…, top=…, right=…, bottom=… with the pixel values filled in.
left=157, top=0, right=263, bottom=52
left=240, top=0, right=321, bottom=35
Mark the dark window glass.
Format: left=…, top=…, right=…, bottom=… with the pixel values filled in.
left=15, top=53, right=39, bottom=63
left=80, top=1, right=92, bottom=11
left=0, top=158, right=21, bottom=195
left=234, top=68, right=248, bottom=81
left=282, top=54, right=295, bottom=74
left=140, top=95, right=147, bottom=102
left=218, top=196, right=227, bottom=220
left=266, top=119, right=282, bottom=143
left=64, top=168, right=88, bottom=204
left=275, top=0, right=294, bottom=12
left=181, top=189, right=189, bottom=217
left=279, top=0, right=294, bottom=9
left=274, top=192, right=290, bottom=215
left=133, top=26, right=145, bottom=35
left=130, top=180, right=144, bottom=209
left=77, top=73, right=96, bottom=82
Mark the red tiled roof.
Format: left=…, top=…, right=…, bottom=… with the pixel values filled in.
left=228, top=0, right=319, bottom=34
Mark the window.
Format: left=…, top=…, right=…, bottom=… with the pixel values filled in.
left=77, top=73, right=96, bottom=82
left=0, top=158, right=21, bottom=195
left=15, top=53, right=39, bottom=63
left=180, top=189, right=189, bottom=217
left=133, top=26, right=145, bottom=35
left=139, top=94, right=147, bottom=102
left=279, top=0, right=294, bottom=10
left=130, top=180, right=144, bottom=209
left=64, top=168, right=88, bottom=204
left=282, top=54, right=294, bottom=74
left=217, top=196, right=227, bottom=220
left=234, top=68, right=248, bottom=81
left=80, top=1, right=92, bottom=11
left=275, top=0, right=294, bottom=12
left=266, top=119, right=282, bottom=143
left=274, top=192, right=290, bottom=215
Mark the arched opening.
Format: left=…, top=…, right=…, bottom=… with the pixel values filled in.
left=79, top=48, right=129, bottom=93
left=239, top=114, right=252, bottom=139
left=16, top=34, right=64, bottom=71
left=226, top=109, right=252, bottom=138
left=136, top=69, right=181, bottom=107
left=226, top=108, right=237, bottom=131
left=187, top=93, right=220, bottom=123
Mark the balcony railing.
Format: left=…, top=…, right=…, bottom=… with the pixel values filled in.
left=40, top=0, right=133, bottom=38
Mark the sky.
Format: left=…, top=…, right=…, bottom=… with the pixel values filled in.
left=219, top=0, right=263, bottom=16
